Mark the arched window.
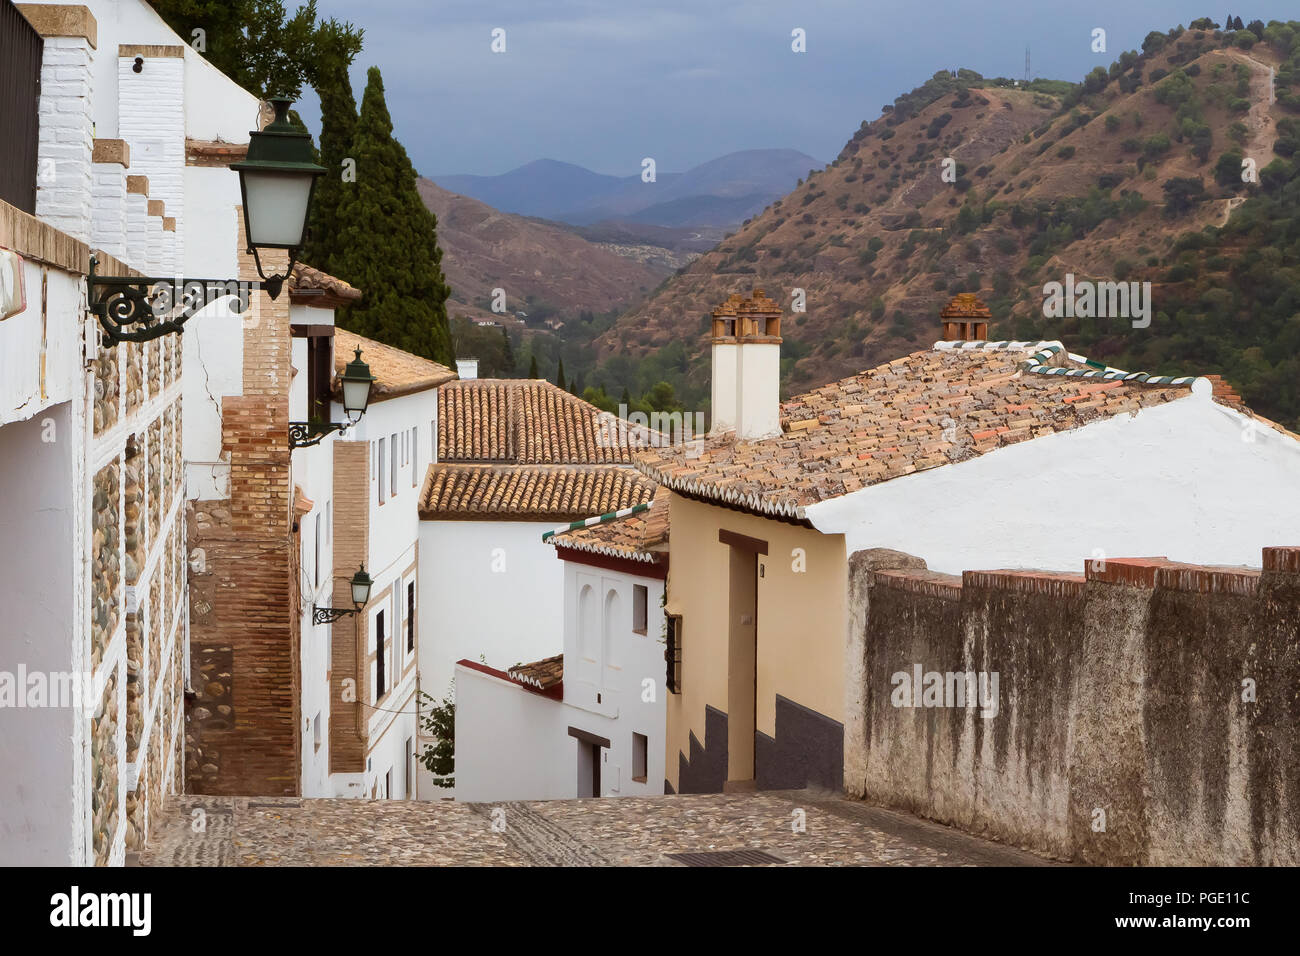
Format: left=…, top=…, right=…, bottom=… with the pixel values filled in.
left=578, top=584, right=597, bottom=665
left=603, top=587, right=622, bottom=670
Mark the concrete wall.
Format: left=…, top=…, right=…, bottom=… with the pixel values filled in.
left=848, top=547, right=1300, bottom=865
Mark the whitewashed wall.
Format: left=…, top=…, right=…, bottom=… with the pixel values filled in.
left=806, top=386, right=1300, bottom=574
left=560, top=559, right=667, bottom=798
left=453, top=664, right=569, bottom=803
left=418, top=519, right=565, bottom=701
left=0, top=405, right=80, bottom=864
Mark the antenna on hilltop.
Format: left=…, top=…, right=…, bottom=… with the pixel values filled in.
left=1025, top=45, right=1031, bottom=83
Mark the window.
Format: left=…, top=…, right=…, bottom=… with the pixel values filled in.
left=411, top=426, right=418, bottom=486
left=665, top=615, right=682, bottom=694
left=404, top=737, right=413, bottom=799
left=385, top=768, right=392, bottom=800
left=326, top=500, right=332, bottom=545
left=305, top=335, right=333, bottom=421
left=633, top=584, right=648, bottom=634
left=603, top=588, right=622, bottom=670
left=313, top=512, right=322, bottom=589
left=313, top=712, right=322, bottom=752
left=378, top=438, right=387, bottom=503
left=407, top=581, right=415, bottom=652
left=390, top=433, right=399, bottom=497
left=632, top=732, right=648, bottom=782
left=376, top=609, right=387, bottom=699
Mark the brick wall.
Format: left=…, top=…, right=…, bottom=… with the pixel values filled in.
left=33, top=34, right=94, bottom=242
left=329, top=440, right=369, bottom=774
left=847, top=546, right=1300, bottom=864
left=117, top=46, right=183, bottom=274
left=185, top=219, right=299, bottom=795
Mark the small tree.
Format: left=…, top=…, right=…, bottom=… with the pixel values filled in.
left=417, top=688, right=454, bottom=788
left=528, top=354, right=539, bottom=378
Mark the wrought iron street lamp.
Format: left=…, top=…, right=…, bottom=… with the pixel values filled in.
left=89, top=96, right=324, bottom=345
left=289, top=346, right=376, bottom=448
left=313, top=565, right=373, bottom=625
left=231, top=97, right=325, bottom=300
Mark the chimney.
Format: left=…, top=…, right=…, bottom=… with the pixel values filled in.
left=710, top=289, right=783, bottom=440
left=709, top=294, right=742, bottom=434
left=735, top=289, right=783, bottom=441
left=455, top=358, right=478, bottom=380
left=940, top=292, right=991, bottom=342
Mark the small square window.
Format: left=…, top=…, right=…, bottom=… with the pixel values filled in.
left=633, top=584, right=648, bottom=634
left=632, top=732, right=648, bottom=782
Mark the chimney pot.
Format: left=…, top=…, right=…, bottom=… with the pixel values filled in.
left=940, top=293, right=992, bottom=342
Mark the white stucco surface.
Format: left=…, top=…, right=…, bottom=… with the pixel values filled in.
left=805, top=388, right=1300, bottom=574
left=418, top=519, right=565, bottom=701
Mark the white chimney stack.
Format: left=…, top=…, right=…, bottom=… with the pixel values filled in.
left=456, top=358, right=479, bottom=380
left=710, top=289, right=783, bottom=441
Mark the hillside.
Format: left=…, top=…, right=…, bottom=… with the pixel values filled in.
left=593, top=20, right=1300, bottom=429
left=416, top=177, right=670, bottom=324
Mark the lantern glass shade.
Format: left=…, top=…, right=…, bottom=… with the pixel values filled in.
left=340, top=347, right=375, bottom=423
left=350, top=566, right=373, bottom=609
left=240, top=169, right=316, bottom=248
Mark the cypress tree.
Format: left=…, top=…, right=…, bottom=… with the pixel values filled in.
left=301, top=22, right=362, bottom=276
left=555, top=358, right=566, bottom=390
left=501, top=327, right=515, bottom=375
left=528, top=354, right=539, bottom=378
left=331, top=67, right=454, bottom=366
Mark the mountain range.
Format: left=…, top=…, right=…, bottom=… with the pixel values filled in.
left=586, top=22, right=1300, bottom=429
left=431, top=149, right=825, bottom=229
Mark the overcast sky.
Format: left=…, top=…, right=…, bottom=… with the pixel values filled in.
left=294, top=1, right=1298, bottom=178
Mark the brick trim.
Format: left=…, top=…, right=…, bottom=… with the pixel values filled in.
left=16, top=3, right=96, bottom=47
left=92, top=139, right=130, bottom=167
left=119, top=43, right=183, bottom=58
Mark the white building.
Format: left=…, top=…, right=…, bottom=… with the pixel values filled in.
left=319, top=328, right=454, bottom=800
left=0, top=0, right=256, bottom=863
left=454, top=492, right=670, bottom=802
left=415, top=378, right=656, bottom=796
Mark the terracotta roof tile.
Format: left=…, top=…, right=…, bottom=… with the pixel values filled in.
left=635, top=343, right=1198, bottom=519
left=419, top=462, right=656, bottom=521
left=550, top=487, right=671, bottom=563
left=334, top=328, right=457, bottom=402
left=507, top=654, right=563, bottom=691
left=289, top=263, right=362, bottom=305
left=437, top=379, right=655, bottom=464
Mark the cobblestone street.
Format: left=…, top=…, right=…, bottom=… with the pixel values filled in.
left=137, top=790, right=1054, bottom=866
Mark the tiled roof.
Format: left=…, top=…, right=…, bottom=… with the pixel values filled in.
left=635, top=341, right=1199, bottom=519
left=508, top=654, right=563, bottom=691
left=547, top=487, right=670, bottom=564
left=437, top=379, right=654, bottom=464
left=419, top=462, right=657, bottom=521
left=289, top=263, right=362, bottom=304
left=334, top=328, right=457, bottom=402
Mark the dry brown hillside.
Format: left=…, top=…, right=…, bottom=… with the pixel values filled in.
left=417, top=177, right=670, bottom=324
left=597, top=26, right=1285, bottom=400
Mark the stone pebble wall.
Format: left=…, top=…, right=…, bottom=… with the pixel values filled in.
left=125, top=340, right=143, bottom=417
left=87, top=324, right=187, bottom=862
left=91, top=461, right=121, bottom=672
left=93, top=345, right=119, bottom=435
left=92, top=669, right=119, bottom=866
left=148, top=418, right=162, bottom=548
